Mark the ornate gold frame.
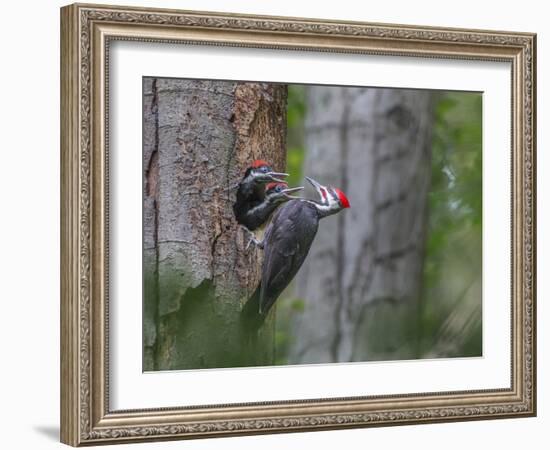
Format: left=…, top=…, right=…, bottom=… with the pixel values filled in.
left=60, top=3, right=536, bottom=446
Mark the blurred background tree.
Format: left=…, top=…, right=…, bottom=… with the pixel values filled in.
left=287, top=86, right=434, bottom=364
left=276, top=86, right=482, bottom=365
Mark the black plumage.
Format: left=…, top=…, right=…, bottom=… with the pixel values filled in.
left=232, top=167, right=268, bottom=230
left=233, top=164, right=292, bottom=231
left=241, top=176, right=349, bottom=330
left=244, top=200, right=319, bottom=318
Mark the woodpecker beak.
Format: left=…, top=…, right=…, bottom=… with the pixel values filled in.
left=305, top=176, right=322, bottom=189
left=266, top=171, right=289, bottom=183
left=305, top=176, right=326, bottom=199
left=281, top=186, right=304, bottom=199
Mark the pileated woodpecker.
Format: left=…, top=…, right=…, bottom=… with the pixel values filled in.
left=232, top=160, right=291, bottom=231
left=243, top=176, right=350, bottom=322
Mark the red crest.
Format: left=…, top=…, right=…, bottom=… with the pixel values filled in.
left=266, top=182, right=287, bottom=191
left=334, top=188, right=350, bottom=208
left=251, top=159, right=270, bottom=169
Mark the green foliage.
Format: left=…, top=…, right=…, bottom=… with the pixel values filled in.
left=286, top=147, right=305, bottom=188
left=290, top=298, right=305, bottom=312
left=273, top=296, right=304, bottom=365
left=287, top=85, right=306, bottom=129
left=419, top=91, right=483, bottom=358
left=285, top=86, right=307, bottom=188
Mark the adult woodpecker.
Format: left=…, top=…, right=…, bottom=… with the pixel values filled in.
left=243, top=176, right=350, bottom=323
left=232, top=160, right=291, bottom=231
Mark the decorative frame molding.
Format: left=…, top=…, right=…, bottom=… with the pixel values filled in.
left=60, top=3, right=536, bottom=446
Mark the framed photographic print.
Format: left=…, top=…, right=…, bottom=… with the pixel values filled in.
left=60, top=3, right=536, bottom=446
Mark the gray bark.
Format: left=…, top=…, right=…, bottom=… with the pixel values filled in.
left=289, top=87, right=433, bottom=364
left=143, top=78, right=287, bottom=370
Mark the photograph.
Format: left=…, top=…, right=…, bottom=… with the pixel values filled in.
left=142, top=78, right=482, bottom=371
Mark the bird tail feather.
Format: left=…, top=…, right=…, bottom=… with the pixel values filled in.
left=240, top=285, right=266, bottom=334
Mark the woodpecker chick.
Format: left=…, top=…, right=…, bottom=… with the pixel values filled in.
left=243, top=176, right=350, bottom=321
left=232, top=160, right=290, bottom=231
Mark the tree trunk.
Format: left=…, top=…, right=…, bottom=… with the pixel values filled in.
left=289, top=87, right=433, bottom=364
left=143, top=78, right=287, bottom=370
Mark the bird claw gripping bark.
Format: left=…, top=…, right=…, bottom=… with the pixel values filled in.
left=246, top=236, right=264, bottom=250
left=241, top=226, right=264, bottom=250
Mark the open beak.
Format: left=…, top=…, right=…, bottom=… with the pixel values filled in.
left=305, top=176, right=323, bottom=192
left=305, top=176, right=322, bottom=189
left=266, top=171, right=289, bottom=183
left=305, top=176, right=328, bottom=202
left=282, top=186, right=304, bottom=199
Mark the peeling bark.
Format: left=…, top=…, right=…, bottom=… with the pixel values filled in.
left=289, top=87, right=433, bottom=364
left=143, top=78, right=287, bottom=370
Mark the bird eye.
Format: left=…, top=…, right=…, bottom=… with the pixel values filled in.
left=260, top=166, right=269, bottom=173
left=276, top=186, right=283, bottom=192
